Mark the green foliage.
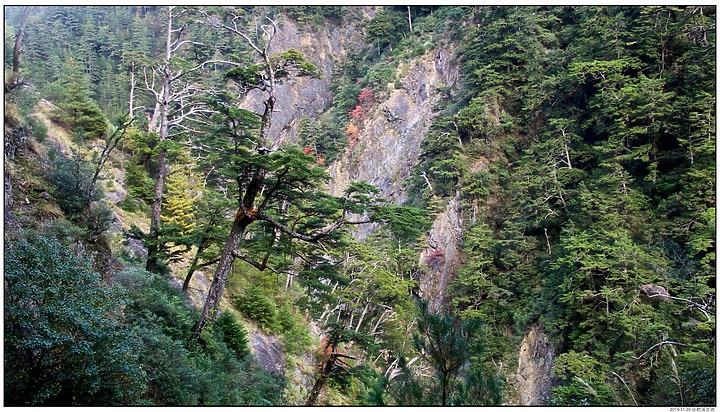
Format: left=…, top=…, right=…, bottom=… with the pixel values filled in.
left=275, top=48, right=322, bottom=79
left=53, top=57, right=109, bottom=140
left=276, top=300, right=313, bottom=356
left=28, top=115, right=48, bottom=142
left=225, top=48, right=320, bottom=94
left=648, top=351, right=716, bottom=406
left=279, top=6, right=347, bottom=27
left=43, top=148, right=113, bottom=240
left=45, top=148, right=97, bottom=215
left=7, top=5, right=716, bottom=407
left=371, top=300, right=502, bottom=406
left=297, top=116, right=347, bottom=164
left=413, top=116, right=467, bottom=199
left=215, top=311, right=251, bottom=360
left=434, top=5, right=717, bottom=407
left=234, top=285, right=282, bottom=332
left=4, top=234, right=145, bottom=405
left=115, top=268, right=285, bottom=406
left=364, top=7, right=408, bottom=53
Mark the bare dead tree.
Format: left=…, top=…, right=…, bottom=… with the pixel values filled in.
left=142, top=6, right=217, bottom=273
left=85, top=116, right=136, bottom=205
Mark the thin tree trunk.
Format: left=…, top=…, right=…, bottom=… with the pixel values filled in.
left=146, top=7, right=174, bottom=273
left=9, top=6, right=32, bottom=90
left=182, top=248, right=202, bottom=292
left=128, top=62, right=135, bottom=118
left=355, top=302, right=370, bottom=332
left=441, top=375, right=448, bottom=406
left=146, top=146, right=167, bottom=273
left=407, top=6, right=413, bottom=33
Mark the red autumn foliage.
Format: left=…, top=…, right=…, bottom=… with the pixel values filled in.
left=426, top=248, right=445, bottom=268
left=349, top=105, right=366, bottom=122
left=358, top=87, right=374, bottom=108
left=303, top=146, right=314, bottom=155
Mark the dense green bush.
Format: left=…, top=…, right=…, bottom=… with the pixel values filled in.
left=364, top=8, right=408, bottom=53
left=4, top=234, right=145, bottom=405
left=234, top=285, right=281, bottom=332
left=277, top=301, right=313, bottom=356
left=647, top=351, right=716, bottom=406
left=44, top=148, right=112, bottom=240
left=46, top=148, right=98, bottom=215
left=4, top=240, right=287, bottom=406
left=297, top=116, right=348, bottom=164
left=53, top=58, right=109, bottom=141
left=116, top=268, right=286, bottom=406
left=28, top=115, right=47, bottom=142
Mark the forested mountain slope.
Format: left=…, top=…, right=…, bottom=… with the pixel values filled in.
left=4, top=6, right=715, bottom=406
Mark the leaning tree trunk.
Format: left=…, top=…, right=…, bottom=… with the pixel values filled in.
left=306, top=354, right=336, bottom=406
left=182, top=249, right=202, bottom=292
left=192, top=214, right=252, bottom=336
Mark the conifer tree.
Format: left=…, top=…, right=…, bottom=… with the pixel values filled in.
left=55, top=57, right=108, bottom=140
left=161, top=166, right=197, bottom=235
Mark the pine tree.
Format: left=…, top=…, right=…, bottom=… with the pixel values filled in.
left=55, top=57, right=108, bottom=140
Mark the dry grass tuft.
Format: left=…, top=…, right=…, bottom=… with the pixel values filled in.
left=35, top=203, right=65, bottom=220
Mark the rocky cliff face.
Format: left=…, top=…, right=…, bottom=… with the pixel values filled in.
left=239, top=15, right=367, bottom=144
left=327, top=50, right=463, bottom=311
left=418, top=194, right=463, bottom=313
left=327, top=49, right=460, bottom=206
left=514, top=324, right=556, bottom=405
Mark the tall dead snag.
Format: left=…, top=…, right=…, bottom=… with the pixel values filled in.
left=143, top=6, right=213, bottom=273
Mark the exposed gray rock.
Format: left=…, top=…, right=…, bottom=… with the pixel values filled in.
left=418, top=194, right=463, bottom=313
left=4, top=170, right=20, bottom=233
left=327, top=48, right=460, bottom=242
left=515, top=324, right=557, bottom=405
left=249, top=329, right=286, bottom=376
left=103, top=166, right=127, bottom=204
left=124, top=237, right=148, bottom=262
left=239, top=16, right=365, bottom=145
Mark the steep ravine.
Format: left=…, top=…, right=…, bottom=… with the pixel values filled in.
left=326, top=48, right=463, bottom=314
left=237, top=13, right=466, bottom=316
left=199, top=13, right=555, bottom=403
left=250, top=15, right=557, bottom=403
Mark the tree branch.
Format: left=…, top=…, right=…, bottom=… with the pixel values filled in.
left=637, top=340, right=691, bottom=360
left=646, top=293, right=713, bottom=322
left=258, top=211, right=345, bottom=242
left=231, top=250, right=278, bottom=274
